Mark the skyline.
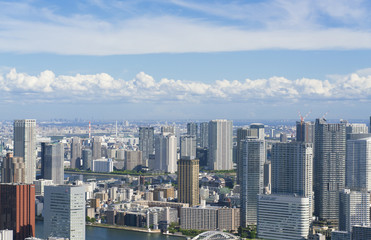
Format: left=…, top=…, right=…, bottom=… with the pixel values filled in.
left=0, top=0, right=370, bottom=120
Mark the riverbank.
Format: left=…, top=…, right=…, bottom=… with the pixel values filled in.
left=89, top=223, right=160, bottom=233
left=88, top=223, right=187, bottom=239
left=64, top=170, right=164, bottom=178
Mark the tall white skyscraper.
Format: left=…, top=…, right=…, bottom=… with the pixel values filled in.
left=339, top=189, right=370, bottom=233
left=346, top=137, right=371, bottom=191
left=44, top=185, right=85, bottom=240
left=240, top=139, right=265, bottom=226
left=13, top=119, right=36, bottom=184
left=155, top=133, right=177, bottom=173
left=208, top=119, right=233, bottom=170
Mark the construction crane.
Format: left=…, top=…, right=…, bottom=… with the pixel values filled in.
left=321, top=111, right=329, bottom=121
left=298, top=110, right=312, bottom=125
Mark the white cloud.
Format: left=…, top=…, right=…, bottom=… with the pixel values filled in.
left=0, top=1, right=370, bottom=55
left=1, top=68, right=371, bottom=104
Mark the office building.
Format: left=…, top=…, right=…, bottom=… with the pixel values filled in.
left=180, top=135, right=196, bottom=159
left=178, top=157, right=199, bottom=206
left=331, top=231, right=351, bottom=240
left=33, top=179, right=53, bottom=196
left=13, top=119, right=36, bottom=184
left=208, top=120, right=233, bottom=170
left=70, top=137, right=81, bottom=169
left=92, top=158, right=113, bottom=173
left=352, top=225, right=371, bottom=240
left=346, top=137, right=371, bottom=191
left=82, top=148, right=92, bottom=170
left=240, top=139, right=265, bottom=226
left=314, top=119, right=346, bottom=222
left=339, top=189, right=370, bottom=232
left=139, top=127, right=155, bottom=163
left=161, top=125, right=175, bottom=134
left=237, top=124, right=265, bottom=184
left=346, top=123, right=368, bottom=135
left=199, top=122, right=209, bottom=148
left=125, top=150, right=142, bottom=170
left=0, top=230, right=13, bottom=240
left=154, top=133, right=177, bottom=173
left=236, top=127, right=248, bottom=184
left=41, top=143, right=64, bottom=185
left=44, top=185, right=85, bottom=240
left=296, top=121, right=315, bottom=143
left=271, top=142, right=313, bottom=215
left=92, top=137, right=101, bottom=160
left=257, top=194, right=310, bottom=240
left=0, top=183, right=35, bottom=240
left=249, top=123, right=265, bottom=140
left=180, top=206, right=240, bottom=231
left=187, top=122, right=198, bottom=137
left=1, top=153, right=25, bottom=183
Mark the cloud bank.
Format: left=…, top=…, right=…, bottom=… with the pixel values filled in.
left=1, top=68, right=371, bottom=104
left=0, top=0, right=371, bottom=55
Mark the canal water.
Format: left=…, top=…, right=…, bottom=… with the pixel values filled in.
left=36, top=220, right=186, bottom=240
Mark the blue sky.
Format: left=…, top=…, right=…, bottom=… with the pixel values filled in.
left=0, top=0, right=371, bottom=120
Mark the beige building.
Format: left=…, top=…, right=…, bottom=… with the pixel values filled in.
left=125, top=150, right=142, bottom=170
left=178, top=157, right=199, bottom=206
left=1, top=153, right=25, bottom=183
left=180, top=206, right=240, bottom=231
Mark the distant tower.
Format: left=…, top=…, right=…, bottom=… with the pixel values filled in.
left=296, top=121, right=314, bottom=143
left=44, top=185, right=85, bottom=240
left=88, top=121, right=91, bottom=139
left=92, top=137, right=102, bottom=160
left=271, top=142, right=313, bottom=217
left=240, top=139, right=265, bottom=226
left=180, top=135, right=196, bottom=159
left=82, top=149, right=92, bottom=170
left=249, top=123, right=265, bottom=140
left=154, top=133, right=177, bottom=173
left=187, top=122, right=198, bottom=136
left=13, top=119, right=36, bottom=184
left=41, top=142, right=64, bottom=185
left=314, top=118, right=346, bottom=223
left=237, top=124, right=265, bottom=184
left=208, top=119, right=233, bottom=170
left=236, top=127, right=249, bottom=184
left=178, top=157, right=199, bottom=206
left=139, top=127, right=155, bottom=164
left=0, top=183, right=35, bottom=240
left=161, top=125, right=175, bottom=134
left=199, top=122, right=209, bottom=148
left=346, top=137, right=371, bottom=191
left=71, top=137, right=82, bottom=169
left=125, top=150, right=143, bottom=170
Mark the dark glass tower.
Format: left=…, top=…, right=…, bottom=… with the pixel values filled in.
left=314, top=118, right=346, bottom=224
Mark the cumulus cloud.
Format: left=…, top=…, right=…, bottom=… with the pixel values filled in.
left=0, top=68, right=371, bottom=104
